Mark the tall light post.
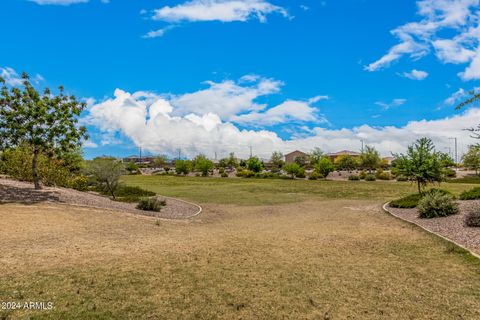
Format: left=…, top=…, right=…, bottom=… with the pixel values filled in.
left=449, top=137, right=458, bottom=166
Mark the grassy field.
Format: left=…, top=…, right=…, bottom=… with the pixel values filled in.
left=1, top=177, right=480, bottom=319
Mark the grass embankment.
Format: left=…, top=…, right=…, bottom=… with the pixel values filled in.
left=0, top=176, right=479, bottom=319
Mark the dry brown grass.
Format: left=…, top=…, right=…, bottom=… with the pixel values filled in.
left=1, top=198, right=480, bottom=319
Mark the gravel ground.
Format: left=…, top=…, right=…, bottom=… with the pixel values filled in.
left=388, top=201, right=480, bottom=255
left=0, top=178, right=200, bottom=219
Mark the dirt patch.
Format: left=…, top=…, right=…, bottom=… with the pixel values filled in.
left=387, top=201, right=480, bottom=255
left=0, top=178, right=200, bottom=219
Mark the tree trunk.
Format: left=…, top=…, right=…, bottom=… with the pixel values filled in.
left=417, top=180, right=421, bottom=195
left=32, top=149, right=41, bottom=190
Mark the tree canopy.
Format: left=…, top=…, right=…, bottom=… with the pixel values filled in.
left=462, top=145, right=480, bottom=175
left=394, top=138, right=445, bottom=194
left=360, top=146, right=381, bottom=171
left=0, top=73, right=87, bottom=189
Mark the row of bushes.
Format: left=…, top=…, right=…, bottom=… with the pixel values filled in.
left=389, top=187, right=480, bottom=227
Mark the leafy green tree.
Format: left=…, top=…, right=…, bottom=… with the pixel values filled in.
left=395, top=138, right=445, bottom=194
left=283, top=163, right=301, bottom=179
left=456, top=90, right=480, bottom=138
left=462, top=145, right=480, bottom=175
left=360, top=146, right=381, bottom=172
left=153, top=155, right=168, bottom=168
left=175, top=159, right=193, bottom=175
left=194, top=154, right=214, bottom=176
left=270, top=151, right=284, bottom=172
left=0, top=73, right=87, bottom=189
left=309, top=147, right=324, bottom=166
left=88, top=157, right=125, bottom=200
left=246, top=157, right=264, bottom=173
left=125, top=161, right=139, bottom=174
left=314, top=157, right=335, bottom=178
left=335, top=155, right=358, bottom=171
left=294, top=156, right=306, bottom=167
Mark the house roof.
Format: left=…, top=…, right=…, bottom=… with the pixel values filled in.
left=327, top=150, right=361, bottom=157
left=285, top=150, right=308, bottom=156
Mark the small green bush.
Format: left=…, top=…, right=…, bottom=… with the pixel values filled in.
left=69, top=175, right=89, bottom=191
left=465, top=211, right=480, bottom=227
left=136, top=197, right=166, bottom=212
left=445, top=168, right=457, bottom=178
left=365, top=174, right=376, bottom=181
left=296, top=168, right=306, bottom=179
left=459, top=187, right=480, bottom=200
left=359, top=171, right=367, bottom=180
left=377, top=172, right=391, bottom=180
left=218, top=167, right=225, bottom=174
left=417, top=191, right=459, bottom=219
left=221, top=172, right=228, bottom=178
left=396, top=175, right=408, bottom=182
left=309, top=172, right=320, bottom=180
left=348, top=175, right=360, bottom=181
left=100, top=185, right=156, bottom=203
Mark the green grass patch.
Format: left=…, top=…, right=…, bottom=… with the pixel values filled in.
left=460, top=187, right=480, bottom=200
left=448, top=176, right=480, bottom=184
left=122, top=175, right=472, bottom=206
left=389, top=193, right=423, bottom=208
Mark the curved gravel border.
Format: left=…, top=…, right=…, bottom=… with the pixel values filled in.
left=0, top=178, right=202, bottom=220
left=383, top=202, right=480, bottom=259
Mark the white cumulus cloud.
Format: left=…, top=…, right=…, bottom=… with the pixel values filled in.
left=402, top=69, right=429, bottom=80
left=152, top=0, right=289, bottom=23
left=366, top=0, right=480, bottom=80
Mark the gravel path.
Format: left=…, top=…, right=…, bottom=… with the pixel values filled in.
left=387, top=201, right=480, bottom=255
left=0, top=178, right=201, bottom=219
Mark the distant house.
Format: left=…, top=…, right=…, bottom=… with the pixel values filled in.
left=326, top=150, right=361, bottom=162
left=285, top=150, right=308, bottom=164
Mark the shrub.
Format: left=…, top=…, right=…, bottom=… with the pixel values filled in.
left=69, top=175, right=89, bottom=191
left=314, top=158, right=335, bottom=178
left=459, top=187, right=480, bottom=200
left=377, top=172, right=391, bottom=180
left=136, top=197, right=166, bottom=212
left=296, top=168, right=306, bottom=179
left=103, top=185, right=156, bottom=203
left=396, top=175, right=408, bottom=182
left=365, top=174, right=376, bottom=181
left=246, top=157, right=264, bottom=173
left=194, top=155, right=214, bottom=176
left=221, top=172, right=228, bottom=178
left=309, top=172, right=320, bottom=180
left=175, top=160, right=193, bottom=175
left=445, top=168, right=457, bottom=178
left=283, top=163, right=302, bottom=179
left=359, top=171, right=367, bottom=180
left=465, top=211, right=480, bottom=227
left=348, top=175, right=360, bottom=181
left=417, top=191, right=459, bottom=219
left=390, top=194, right=423, bottom=208
left=218, top=167, right=225, bottom=174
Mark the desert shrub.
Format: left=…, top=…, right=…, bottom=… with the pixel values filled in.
left=465, top=211, right=480, bottom=227
left=459, top=187, right=480, bottom=200
left=417, top=191, right=459, bottom=219
left=218, top=167, right=225, bottom=174
left=390, top=194, right=423, bottom=208
left=221, top=172, right=228, bottom=178
left=69, top=175, right=89, bottom=191
left=445, top=168, right=457, bottom=178
left=283, top=163, right=302, bottom=179
left=102, top=185, right=156, bottom=203
left=359, top=171, right=367, bottom=180
left=314, top=158, right=335, bottom=178
left=396, top=174, right=408, bottom=182
left=348, top=175, right=360, bottom=181
left=377, top=172, right=391, bottom=180
left=136, top=197, right=165, bottom=212
left=175, top=160, right=193, bottom=175
left=194, top=155, right=214, bottom=176
left=296, top=168, right=306, bottom=179
left=365, top=174, right=376, bottom=181
left=246, top=157, right=264, bottom=173
left=375, top=168, right=384, bottom=178
left=309, top=172, right=320, bottom=180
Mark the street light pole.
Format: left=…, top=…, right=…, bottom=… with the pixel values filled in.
left=449, top=137, right=458, bottom=165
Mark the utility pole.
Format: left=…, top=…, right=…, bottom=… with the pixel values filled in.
left=177, top=149, right=181, bottom=160
left=249, top=146, right=253, bottom=158
left=361, top=140, right=364, bottom=153
left=139, top=147, right=142, bottom=162
left=449, top=137, right=458, bottom=165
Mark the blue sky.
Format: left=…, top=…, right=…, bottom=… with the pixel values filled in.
left=1, top=0, right=480, bottom=159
